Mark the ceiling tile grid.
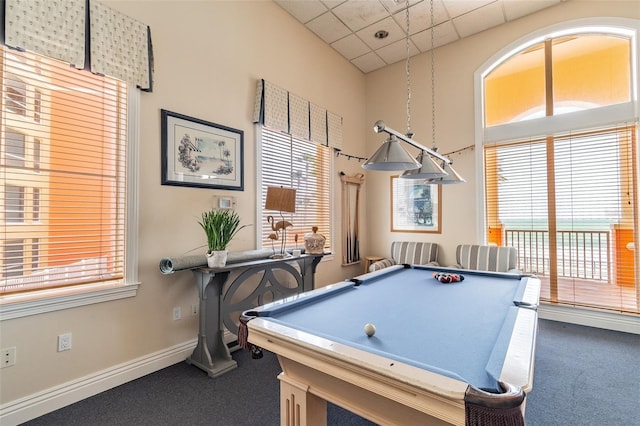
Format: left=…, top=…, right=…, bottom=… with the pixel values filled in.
left=274, top=0, right=563, bottom=73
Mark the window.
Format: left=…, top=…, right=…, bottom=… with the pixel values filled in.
left=5, top=128, right=25, bottom=167
left=5, top=185, right=25, bottom=223
left=3, top=240, right=24, bottom=278
left=259, top=127, right=332, bottom=254
left=33, top=187, right=40, bottom=222
left=33, top=138, right=41, bottom=171
left=479, top=21, right=638, bottom=314
left=1, top=45, right=133, bottom=303
left=5, top=74, right=27, bottom=116
left=33, top=89, right=41, bottom=122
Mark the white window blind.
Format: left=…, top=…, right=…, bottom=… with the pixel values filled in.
left=1, top=46, right=128, bottom=295
left=485, top=126, right=638, bottom=313
left=259, top=127, right=332, bottom=253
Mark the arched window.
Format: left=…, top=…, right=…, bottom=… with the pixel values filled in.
left=476, top=19, right=639, bottom=314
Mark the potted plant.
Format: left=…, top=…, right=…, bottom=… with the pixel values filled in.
left=198, top=209, right=249, bottom=267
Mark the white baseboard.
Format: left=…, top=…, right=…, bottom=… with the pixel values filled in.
left=539, top=303, right=640, bottom=334
left=2, top=308, right=636, bottom=425
left=0, top=339, right=198, bottom=426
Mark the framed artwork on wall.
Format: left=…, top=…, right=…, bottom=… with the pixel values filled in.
left=161, top=109, right=244, bottom=191
left=390, top=176, right=441, bottom=233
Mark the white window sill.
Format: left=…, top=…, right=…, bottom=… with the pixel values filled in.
left=0, top=281, right=140, bottom=320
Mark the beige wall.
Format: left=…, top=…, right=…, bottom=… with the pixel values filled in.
left=1, top=0, right=638, bottom=419
left=0, top=0, right=367, bottom=407
left=364, top=0, right=640, bottom=267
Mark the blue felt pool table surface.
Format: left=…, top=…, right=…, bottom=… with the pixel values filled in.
left=251, top=265, right=538, bottom=392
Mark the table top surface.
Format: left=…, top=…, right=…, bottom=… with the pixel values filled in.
left=247, top=265, right=539, bottom=392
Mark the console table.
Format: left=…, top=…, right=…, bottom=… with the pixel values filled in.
left=187, top=254, right=323, bottom=377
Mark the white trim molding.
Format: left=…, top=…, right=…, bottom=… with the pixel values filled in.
left=539, top=303, right=640, bottom=335
left=0, top=340, right=197, bottom=426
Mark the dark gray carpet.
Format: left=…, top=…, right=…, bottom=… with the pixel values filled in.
left=23, top=319, right=639, bottom=425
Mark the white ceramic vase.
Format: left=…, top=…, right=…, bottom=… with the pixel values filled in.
left=207, top=250, right=228, bottom=268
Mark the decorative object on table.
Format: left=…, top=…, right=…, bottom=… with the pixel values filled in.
left=362, top=0, right=464, bottom=184
left=340, top=172, right=365, bottom=266
left=158, top=249, right=274, bottom=274
left=161, top=109, right=244, bottom=191
left=432, top=271, right=464, bottom=283
left=265, top=186, right=296, bottom=258
left=198, top=209, right=249, bottom=268
left=391, top=175, right=441, bottom=233
left=304, top=226, right=326, bottom=254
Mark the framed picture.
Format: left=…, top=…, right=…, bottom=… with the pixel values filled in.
left=161, top=109, right=244, bottom=191
left=390, top=176, right=441, bottom=233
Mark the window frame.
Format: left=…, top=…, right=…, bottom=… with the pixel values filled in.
left=0, top=83, right=140, bottom=321
left=474, top=17, right=639, bottom=242
left=255, top=126, right=334, bottom=258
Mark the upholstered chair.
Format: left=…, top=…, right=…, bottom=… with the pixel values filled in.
left=451, top=244, right=520, bottom=273
left=369, top=241, right=439, bottom=272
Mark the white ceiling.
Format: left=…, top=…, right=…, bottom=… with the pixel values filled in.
left=275, top=0, right=564, bottom=73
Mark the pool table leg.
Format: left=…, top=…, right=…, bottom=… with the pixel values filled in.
left=279, top=372, right=327, bottom=426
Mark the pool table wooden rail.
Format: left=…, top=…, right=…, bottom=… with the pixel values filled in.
left=247, top=317, right=470, bottom=425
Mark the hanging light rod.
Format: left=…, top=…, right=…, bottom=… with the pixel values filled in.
left=372, top=120, right=452, bottom=165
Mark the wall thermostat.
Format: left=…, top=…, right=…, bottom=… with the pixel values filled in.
left=213, top=195, right=236, bottom=210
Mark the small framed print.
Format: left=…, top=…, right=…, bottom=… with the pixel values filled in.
left=161, top=109, right=244, bottom=191
left=391, top=176, right=441, bottom=233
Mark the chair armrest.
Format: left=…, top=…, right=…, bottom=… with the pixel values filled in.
left=369, top=258, right=395, bottom=272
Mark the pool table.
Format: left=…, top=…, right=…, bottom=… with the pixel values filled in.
left=240, top=264, right=540, bottom=426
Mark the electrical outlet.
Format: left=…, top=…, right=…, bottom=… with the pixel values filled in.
left=58, top=333, right=72, bottom=352
left=173, top=306, right=181, bottom=320
left=191, top=304, right=198, bottom=316
left=1, top=347, right=16, bottom=368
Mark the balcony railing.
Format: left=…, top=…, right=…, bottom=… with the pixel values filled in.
left=505, top=229, right=611, bottom=282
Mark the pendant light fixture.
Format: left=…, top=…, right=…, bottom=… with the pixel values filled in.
left=363, top=0, right=463, bottom=185
left=422, top=0, right=465, bottom=184
left=363, top=0, right=420, bottom=172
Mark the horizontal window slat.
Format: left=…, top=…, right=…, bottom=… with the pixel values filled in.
left=1, top=45, right=128, bottom=295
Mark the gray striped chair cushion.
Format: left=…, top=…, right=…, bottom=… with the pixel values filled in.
left=369, top=241, right=439, bottom=272
left=455, top=244, right=518, bottom=273
left=369, top=258, right=395, bottom=272
left=391, top=241, right=438, bottom=266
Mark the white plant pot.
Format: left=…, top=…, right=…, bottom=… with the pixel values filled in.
left=207, top=250, right=228, bottom=268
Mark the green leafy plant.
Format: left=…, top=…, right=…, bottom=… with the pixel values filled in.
left=198, top=209, right=249, bottom=253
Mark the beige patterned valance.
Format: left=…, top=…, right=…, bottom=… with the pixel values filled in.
left=3, top=0, right=153, bottom=91
left=90, top=0, right=153, bottom=91
left=310, top=102, right=327, bottom=146
left=327, top=111, right=343, bottom=150
left=4, top=0, right=86, bottom=68
left=289, top=92, right=310, bottom=140
left=253, top=79, right=343, bottom=148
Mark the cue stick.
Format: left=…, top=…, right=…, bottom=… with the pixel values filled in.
left=341, top=175, right=349, bottom=264
left=346, top=181, right=352, bottom=263
left=353, top=181, right=360, bottom=261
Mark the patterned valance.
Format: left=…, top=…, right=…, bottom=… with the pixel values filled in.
left=4, top=0, right=86, bottom=68
left=3, top=0, right=153, bottom=91
left=90, top=1, right=153, bottom=91
left=253, top=79, right=343, bottom=150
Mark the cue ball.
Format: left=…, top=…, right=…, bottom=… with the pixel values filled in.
left=364, top=323, right=376, bottom=337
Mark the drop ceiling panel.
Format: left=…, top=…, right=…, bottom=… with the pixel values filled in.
left=356, top=17, right=405, bottom=50
left=307, top=10, right=352, bottom=44
left=275, top=0, right=564, bottom=73
left=332, top=0, right=390, bottom=32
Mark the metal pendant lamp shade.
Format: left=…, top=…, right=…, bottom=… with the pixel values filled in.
left=400, top=150, right=447, bottom=179
left=362, top=135, right=421, bottom=171
left=429, top=162, right=466, bottom=184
